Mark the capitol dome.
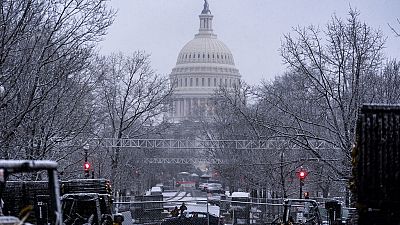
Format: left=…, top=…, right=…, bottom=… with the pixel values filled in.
left=177, top=37, right=235, bottom=65
left=169, top=0, right=241, bottom=122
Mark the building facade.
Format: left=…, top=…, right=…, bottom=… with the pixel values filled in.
left=169, top=1, right=241, bottom=122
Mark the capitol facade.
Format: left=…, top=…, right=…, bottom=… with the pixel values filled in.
left=169, top=1, right=241, bottom=122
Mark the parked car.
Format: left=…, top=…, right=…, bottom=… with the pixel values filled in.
left=162, top=212, right=220, bottom=225
left=206, top=183, right=223, bottom=194
left=199, top=181, right=223, bottom=193
left=198, top=182, right=208, bottom=191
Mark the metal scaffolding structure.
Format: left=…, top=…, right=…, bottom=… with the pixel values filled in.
left=51, top=138, right=340, bottom=164
left=143, top=157, right=224, bottom=164
left=86, top=138, right=339, bottom=150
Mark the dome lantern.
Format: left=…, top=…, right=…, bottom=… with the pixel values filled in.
left=197, top=0, right=215, bottom=38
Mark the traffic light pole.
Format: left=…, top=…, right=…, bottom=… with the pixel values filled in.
left=297, top=167, right=307, bottom=199
left=84, top=144, right=89, bottom=178
left=299, top=179, right=303, bottom=199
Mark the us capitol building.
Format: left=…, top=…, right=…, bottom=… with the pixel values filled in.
left=169, top=0, right=241, bottom=123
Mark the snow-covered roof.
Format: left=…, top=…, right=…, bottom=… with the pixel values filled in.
left=62, top=193, right=100, bottom=201
left=200, top=174, right=212, bottom=178
left=151, top=186, right=162, bottom=192
left=0, top=160, right=58, bottom=170
left=231, top=192, right=250, bottom=198
left=185, top=204, right=220, bottom=217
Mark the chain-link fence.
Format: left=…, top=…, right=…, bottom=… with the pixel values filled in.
left=113, top=196, right=289, bottom=225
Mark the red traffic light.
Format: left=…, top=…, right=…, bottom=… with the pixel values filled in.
left=297, top=167, right=308, bottom=180
left=84, top=162, right=91, bottom=171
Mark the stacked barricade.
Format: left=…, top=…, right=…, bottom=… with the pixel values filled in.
left=352, top=104, right=400, bottom=225
left=131, top=195, right=164, bottom=224
left=61, top=178, right=112, bottom=195
left=1, top=181, right=53, bottom=224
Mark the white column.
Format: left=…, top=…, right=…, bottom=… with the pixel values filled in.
left=183, top=98, right=188, bottom=117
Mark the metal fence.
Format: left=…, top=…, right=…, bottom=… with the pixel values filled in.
left=113, top=197, right=289, bottom=225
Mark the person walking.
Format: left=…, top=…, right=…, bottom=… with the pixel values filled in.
left=179, top=202, right=187, bottom=217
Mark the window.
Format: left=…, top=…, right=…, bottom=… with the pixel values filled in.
left=180, top=79, right=182, bottom=87
left=198, top=54, right=200, bottom=58
left=196, top=78, right=198, bottom=86
left=202, top=78, right=205, bottom=86
left=214, top=78, right=217, bottom=86
left=203, top=54, right=205, bottom=58
left=185, top=78, right=187, bottom=86
left=190, top=78, right=193, bottom=86
left=208, top=78, right=211, bottom=86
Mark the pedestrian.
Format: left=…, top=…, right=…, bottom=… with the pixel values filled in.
left=171, top=206, right=179, bottom=217
left=113, top=213, right=124, bottom=225
left=179, top=202, right=187, bottom=217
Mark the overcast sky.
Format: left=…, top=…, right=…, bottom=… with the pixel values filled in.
left=100, top=0, right=400, bottom=85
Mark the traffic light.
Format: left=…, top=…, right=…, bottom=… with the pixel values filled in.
left=84, top=162, right=91, bottom=171
left=297, top=168, right=308, bottom=181
left=299, top=171, right=306, bottom=179
left=84, top=161, right=90, bottom=178
left=297, top=167, right=308, bottom=198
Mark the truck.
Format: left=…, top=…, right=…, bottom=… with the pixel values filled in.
left=0, top=160, right=62, bottom=225
left=351, top=104, right=400, bottom=225
left=61, top=179, right=115, bottom=225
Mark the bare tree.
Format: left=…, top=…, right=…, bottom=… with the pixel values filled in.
left=373, top=60, right=400, bottom=104
left=277, top=9, right=385, bottom=179
left=389, top=18, right=400, bottom=37
left=94, top=52, right=172, bottom=189
left=0, top=0, right=114, bottom=160
left=208, top=9, right=388, bottom=199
